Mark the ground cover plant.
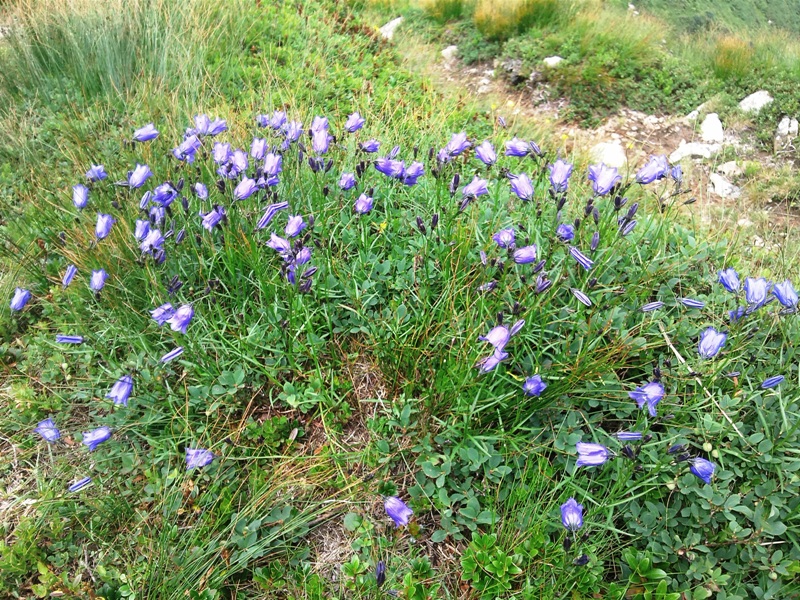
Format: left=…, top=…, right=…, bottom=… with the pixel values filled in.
left=1, top=0, right=799, bottom=599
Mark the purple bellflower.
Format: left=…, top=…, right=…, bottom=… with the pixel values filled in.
left=556, top=223, right=575, bottom=242
left=167, top=304, right=194, bottom=334
left=134, top=219, right=150, bottom=241
left=73, top=184, right=89, bottom=209
left=201, top=206, right=226, bottom=230
left=193, top=182, right=208, bottom=199
left=360, top=139, right=380, bottom=153
left=761, top=375, right=784, bottom=389
left=773, top=280, right=798, bottom=308
left=698, top=327, right=727, bottom=359
left=616, top=431, right=643, bottom=441
left=345, top=112, right=366, bottom=133
left=234, top=177, right=258, bottom=201
left=256, top=201, right=289, bottom=230
left=82, top=426, right=112, bottom=451
left=505, top=137, right=531, bottom=157
left=477, top=349, right=509, bottom=373
left=339, top=172, right=357, bottom=190
left=629, top=381, right=665, bottom=417
left=56, top=335, right=83, bottom=344
left=568, top=246, right=594, bottom=270
left=86, top=164, right=107, bottom=182
left=571, top=288, right=592, bottom=307
left=106, top=375, right=133, bottom=406
left=474, top=140, right=497, bottom=166
left=523, top=375, right=547, bottom=396
left=509, top=173, right=534, bottom=201
left=127, top=164, right=153, bottom=188
left=549, top=159, right=573, bottom=193
left=285, top=215, right=307, bottom=237
left=34, top=418, right=60, bottom=442
left=690, top=457, right=715, bottom=484
left=640, top=301, right=665, bottom=312
left=10, top=287, right=31, bottom=311
left=267, top=233, right=291, bottom=254
left=160, top=347, right=184, bottom=363
left=560, top=498, right=583, bottom=531
left=186, top=447, right=215, bottom=470
left=635, top=155, right=669, bottom=184
left=463, top=176, right=489, bottom=198
left=744, top=277, right=771, bottom=309
left=492, top=228, right=516, bottom=249
left=588, top=163, right=621, bottom=196
left=576, top=442, right=610, bottom=467
left=718, top=268, right=740, bottom=293
left=151, top=303, right=175, bottom=325
left=680, top=298, right=705, bottom=309
left=68, top=477, right=93, bottom=492
left=513, top=245, right=538, bottom=264
left=133, top=123, right=159, bottom=142
left=95, top=213, right=115, bottom=240
left=355, top=193, right=374, bottom=214
left=90, top=269, right=108, bottom=292
left=63, top=265, right=78, bottom=288
left=445, top=132, right=471, bottom=157
left=384, top=496, right=413, bottom=527
left=140, top=229, right=164, bottom=254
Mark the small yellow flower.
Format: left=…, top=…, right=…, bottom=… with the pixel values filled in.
left=379, top=221, right=388, bottom=232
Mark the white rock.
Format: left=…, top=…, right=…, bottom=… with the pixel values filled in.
left=791, top=119, right=799, bottom=136
left=739, top=90, right=773, bottom=113
left=686, top=110, right=700, bottom=121
left=441, top=45, right=458, bottom=62
left=708, top=173, right=741, bottom=199
left=542, top=56, right=564, bottom=68
left=589, top=142, right=627, bottom=168
left=669, top=142, right=721, bottom=163
left=628, top=3, right=636, bottom=10
left=379, top=16, right=404, bottom=40
left=700, top=113, right=724, bottom=144
left=777, top=116, right=792, bottom=137
left=737, top=217, right=753, bottom=227
left=717, top=161, right=743, bottom=177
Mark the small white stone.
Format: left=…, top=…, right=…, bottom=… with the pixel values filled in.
left=717, top=161, right=743, bottom=177
left=589, top=142, right=627, bottom=168
left=739, top=90, right=773, bottom=113
left=737, top=218, right=753, bottom=227
left=700, top=113, right=724, bottom=144
left=777, top=116, right=792, bottom=137
left=379, top=16, right=404, bottom=40
left=708, top=173, right=741, bottom=199
left=542, top=56, right=564, bottom=68
left=441, top=45, right=458, bottom=62
left=790, top=119, right=799, bottom=136
left=669, top=142, right=721, bottom=163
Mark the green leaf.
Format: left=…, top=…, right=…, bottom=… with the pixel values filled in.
left=343, top=512, right=362, bottom=531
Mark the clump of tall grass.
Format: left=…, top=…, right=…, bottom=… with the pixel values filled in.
left=474, top=0, right=565, bottom=40
left=421, top=0, right=468, bottom=22
left=711, top=35, right=754, bottom=81
left=0, top=0, right=251, bottom=102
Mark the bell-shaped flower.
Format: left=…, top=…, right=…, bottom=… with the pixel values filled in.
left=576, top=442, right=609, bottom=467
left=90, top=269, right=107, bottom=292
left=549, top=159, right=573, bottom=193
left=285, top=215, right=306, bottom=238
left=34, top=418, right=60, bottom=442
left=513, top=245, right=538, bottom=264
left=744, top=277, right=771, bottom=309
left=345, top=112, right=365, bottom=133
left=106, top=375, right=133, bottom=406
left=167, top=304, right=194, bottom=334
left=127, top=163, right=153, bottom=189
left=689, top=457, right=715, bottom=484
left=629, top=381, right=665, bottom=417
left=95, top=213, right=115, bottom=240
left=588, top=163, right=621, bottom=196
left=523, top=374, right=547, bottom=396
left=62, top=265, right=78, bottom=288
left=698, top=327, right=727, bottom=359
left=150, top=303, right=175, bottom=326
left=509, top=173, right=534, bottom=201
left=773, top=280, right=798, bottom=308
left=86, top=164, right=107, bottom=181
left=355, top=193, right=374, bottom=214
left=82, top=426, right=112, bottom=451
left=339, top=172, right=357, bottom=191
left=186, top=447, right=215, bottom=470
left=635, top=155, right=669, bottom=184
left=73, top=184, right=89, bottom=209
left=133, top=123, right=159, bottom=142
left=560, top=498, right=583, bottom=531
left=492, top=228, right=516, bottom=249
left=718, top=268, right=740, bottom=293
left=474, top=140, right=497, bottom=166
left=384, top=496, right=413, bottom=527
left=10, top=287, right=31, bottom=311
